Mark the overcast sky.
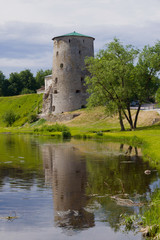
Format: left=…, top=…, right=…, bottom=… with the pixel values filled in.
left=0, top=0, right=160, bottom=77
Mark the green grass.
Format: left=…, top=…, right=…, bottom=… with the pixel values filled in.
left=0, top=94, right=43, bottom=127
left=141, top=189, right=160, bottom=238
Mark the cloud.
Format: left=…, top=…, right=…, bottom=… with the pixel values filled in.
left=0, top=0, right=160, bottom=77
left=1, top=0, right=160, bottom=27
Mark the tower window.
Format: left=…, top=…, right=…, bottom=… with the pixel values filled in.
left=76, top=90, right=80, bottom=93
left=83, top=39, right=84, bottom=43
left=81, top=77, right=84, bottom=82
left=81, top=105, right=86, bottom=109
left=54, top=90, right=58, bottom=94
left=79, top=50, right=81, bottom=54
left=56, top=51, right=59, bottom=56
left=60, top=63, right=63, bottom=68
left=55, top=77, right=58, bottom=84
left=69, top=39, right=71, bottom=43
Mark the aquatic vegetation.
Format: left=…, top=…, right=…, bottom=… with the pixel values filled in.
left=141, top=189, right=160, bottom=239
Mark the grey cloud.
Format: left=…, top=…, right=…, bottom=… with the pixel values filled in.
left=0, top=21, right=160, bottom=77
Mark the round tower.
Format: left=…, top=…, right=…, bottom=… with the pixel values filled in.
left=50, top=31, right=94, bottom=114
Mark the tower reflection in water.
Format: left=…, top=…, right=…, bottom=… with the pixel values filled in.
left=41, top=143, right=94, bottom=231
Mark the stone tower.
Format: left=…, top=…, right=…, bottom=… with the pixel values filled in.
left=43, top=31, right=95, bottom=114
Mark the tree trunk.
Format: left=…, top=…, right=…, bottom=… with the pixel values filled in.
left=118, top=108, right=125, bottom=131
left=134, top=104, right=141, bottom=129
left=127, top=105, right=134, bottom=130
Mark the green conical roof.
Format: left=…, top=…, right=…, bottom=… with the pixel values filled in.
left=52, top=31, right=94, bottom=40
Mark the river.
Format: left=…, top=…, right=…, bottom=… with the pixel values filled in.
left=0, top=134, right=159, bottom=240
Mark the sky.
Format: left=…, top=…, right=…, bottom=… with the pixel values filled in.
left=0, top=0, right=160, bottom=77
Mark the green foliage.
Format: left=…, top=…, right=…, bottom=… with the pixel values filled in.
left=121, top=214, right=138, bottom=231
left=85, top=39, right=160, bottom=130
left=0, top=68, right=51, bottom=97
left=28, top=113, right=38, bottom=124
left=0, top=94, right=43, bottom=127
left=32, top=118, right=46, bottom=127
left=35, top=69, right=52, bottom=88
left=156, top=87, right=160, bottom=105
left=21, top=88, right=35, bottom=95
left=142, top=189, right=160, bottom=238
left=2, top=110, right=17, bottom=126
left=62, top=130, right=71, bottom=139
left=96, top=131, right=103, bottom=136
left=0, top=71, right=6, bottom=96
left=34, top=123, right=70, bottom=133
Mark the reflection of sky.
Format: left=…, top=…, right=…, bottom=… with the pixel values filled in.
left=0, top=183, right=54, bottom=230
left=0, top=226, right=142, bottom=240
left=0, top=179, right=142, bottom=240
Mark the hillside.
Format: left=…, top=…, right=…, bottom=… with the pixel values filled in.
left=0, top=94, right=43, bottom=127
left=47, top=107, right=160, bottom=134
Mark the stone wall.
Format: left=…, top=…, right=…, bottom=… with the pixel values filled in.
left=43, top=33, right=94, bottom=115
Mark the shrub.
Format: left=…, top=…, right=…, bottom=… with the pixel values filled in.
left=2, top=110, right=16, bottom=126
left=28, top=113, right=38, bottom=123
left=62, top=130, right=71, bottom=139
left=34, top=123, right=70, bottom=133
left=96, top=131, right=103, bottom=136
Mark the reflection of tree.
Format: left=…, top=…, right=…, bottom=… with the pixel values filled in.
left=0, top=135, right=44, bottom=190
left=41, top=144, right=95, bottom=231
left=86, top=150, right=158, bottom=231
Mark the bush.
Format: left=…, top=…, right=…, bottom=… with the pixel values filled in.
left=28, top=113, right=38, bottom=123
left=34, top=123, right=70, bottom=133
left=62, top=130, right=71, bottom=139
left=2, top=110, right=16, bottom=126
left=96, top=131, right=103, bottom=136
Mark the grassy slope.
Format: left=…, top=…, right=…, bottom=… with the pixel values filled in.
left=0, top=94, right=43, bottom=127
left=66, top=106, right=160, bottom=132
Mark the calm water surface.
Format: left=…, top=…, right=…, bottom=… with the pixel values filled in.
left=0, top=134, right=159, bottom=240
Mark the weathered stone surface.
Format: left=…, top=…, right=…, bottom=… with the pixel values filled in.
left=39, top=113, right=80, bottom=122
left=42, top=32, right=94, bottom=115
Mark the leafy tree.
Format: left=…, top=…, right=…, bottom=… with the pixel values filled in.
left=35, top=69, right=52, bottom=89
left=156, top=87, right=160, bottom=105
left=85, top=39, right=160, bottom=131
left=19, top=69, right=36, bottom=92
left=0, top=71, right=6, bottom=96
left=7, top=70, right=36, bottom=96
left=8, top=72, right=23, bottom=95
left=21, top=88, right=35, bottom=95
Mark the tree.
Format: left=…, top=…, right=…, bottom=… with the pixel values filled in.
left=35, top=69, right=52, bottom=89
left=19, top=69, right=36, bottom=92
left=8, top=72, right=22, bottom=95
left=156, top=88, right=160, bottom=105
left=0, top=71, right=6, bottom=96
left=7, top=69, right=37, bottom=95
left=85, top=39, right=160, bottom=131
